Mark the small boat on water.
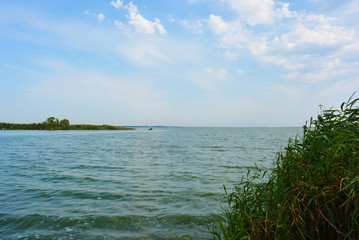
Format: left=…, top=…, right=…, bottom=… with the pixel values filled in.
left=148, top=128, right=153, bottom=130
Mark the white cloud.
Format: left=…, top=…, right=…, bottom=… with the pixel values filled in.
left=3, top=1, right=358, bottom=126
left=276, top=22, right=355, bottom=50
left=110, top=0, right=124, bottom=9
left=126, top=2, right=166, bottom=35
left=223, top=0, right=294, bottom=26
left=276, top=2, right=293, bottom=18
left=205, top=0, right=359, bottom=92
left=208, top=14, right=228, bottom=34
left=225, top=0, right=276, bottom=26
left=154, top=18, right=166, bottom=34
left=207, top=14, right=246, bottom=48
left=249, top=37, right=268, bottom=55
left=129, top=14, right=156, bottom=34
left=97, top=13, right=105, bottom=21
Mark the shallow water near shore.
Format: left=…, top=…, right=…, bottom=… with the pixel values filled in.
left=0, top=127, right=301, bottom=239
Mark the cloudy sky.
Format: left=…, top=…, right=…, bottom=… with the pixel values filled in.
left=1, top=0, right=358, bottom=126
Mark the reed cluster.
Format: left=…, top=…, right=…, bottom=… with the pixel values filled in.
left=212, top=95, right=359, bottom=240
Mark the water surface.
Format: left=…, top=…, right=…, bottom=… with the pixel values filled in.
left=0, top=127, right=301, bottom=239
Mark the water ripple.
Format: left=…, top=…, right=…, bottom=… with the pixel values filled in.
left=0, top=127, right=301, bottom=239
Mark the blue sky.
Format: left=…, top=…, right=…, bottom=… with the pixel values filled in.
left=1, top=0, right=358, bottom=126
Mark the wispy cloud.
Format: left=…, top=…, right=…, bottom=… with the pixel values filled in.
left=204, top=0, right=359, bottom=91
left=1, top=0, right=358, bottom=126
left=181, top=19, right=204, bottom=33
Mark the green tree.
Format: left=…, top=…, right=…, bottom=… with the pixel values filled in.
left=60, top=119, right=70, bottom=126
left=43, top=117, right=60, bottom=129
left=46, top=117, right=56, bottom=124
left=60, top=119, right=70, bottom=129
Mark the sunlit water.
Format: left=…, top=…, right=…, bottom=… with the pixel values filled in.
left=0, top=127, right=301, bottom=239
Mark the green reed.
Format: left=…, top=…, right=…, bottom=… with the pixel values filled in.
left=212, top=94, right=359, bottom=240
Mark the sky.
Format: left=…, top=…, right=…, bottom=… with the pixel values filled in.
left=1, top=0, right=358, bottom=127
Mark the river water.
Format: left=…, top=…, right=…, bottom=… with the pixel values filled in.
left=0, top=127, right=301, bottom=239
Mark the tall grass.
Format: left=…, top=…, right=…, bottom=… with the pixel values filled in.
left=212, top=95, right=359, bottom=240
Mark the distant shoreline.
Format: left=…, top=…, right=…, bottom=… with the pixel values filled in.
left=0, top=117, right=135, bottom=130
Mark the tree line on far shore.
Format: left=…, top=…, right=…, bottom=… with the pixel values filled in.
left=0, top=117, right=134, bottom=130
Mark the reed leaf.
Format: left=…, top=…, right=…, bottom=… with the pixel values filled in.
left=212, top=95, right=359, bottom=240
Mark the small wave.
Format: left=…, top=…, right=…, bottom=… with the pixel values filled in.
left=220, top=165, right=258, bottom=169
left=59, top=190, right=129, bottom=200
left=157, top=213, right=218, bottom=226
left=39, top=173, right=120, bottom=185
left=1, top=213, right=216, bottom=239
left=70, top=164, right=123, bottom=170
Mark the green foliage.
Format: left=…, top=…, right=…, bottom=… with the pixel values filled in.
left=46, top=117, right=58, bottom=125
left=212, top=95, right=359, bottom=240
left=60, top=119, right=70, bottom=127
left=0, top=117, right=134, bottom=130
